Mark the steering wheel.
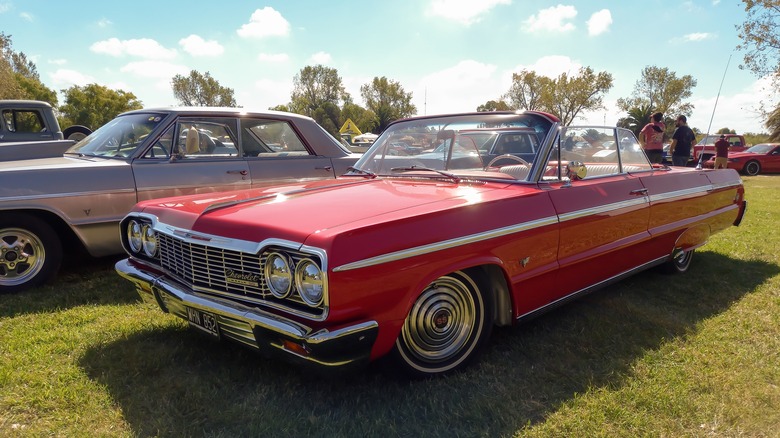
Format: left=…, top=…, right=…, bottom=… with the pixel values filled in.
left=486, top=154, right=529, bottom=169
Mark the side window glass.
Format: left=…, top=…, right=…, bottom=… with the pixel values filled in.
left=616, top=128, right=652, bottom=172
left=2, top=110, right=45, bottom=133
left=240, top=119, right=310, bottom=157
left=173, top=118, right=239, bottom=159
left=143, top=125, right=174, bottom=159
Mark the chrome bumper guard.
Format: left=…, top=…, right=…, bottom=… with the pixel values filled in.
left=115, top=258, right=378, bottom=371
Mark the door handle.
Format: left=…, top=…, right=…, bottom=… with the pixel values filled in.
left=630, top=188, right=648, bottom=195
left=315, top=166, right=333, bottom=171
left=227, top=170, right=248, bottom=176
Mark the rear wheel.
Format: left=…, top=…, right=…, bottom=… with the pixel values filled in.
left=392, top=270, right=493, bottom=377
left=744, top=160, right=761, bottom=176
left=0, top=214, right=62, bottom=293
left=662, top=249, right=694, bottom=274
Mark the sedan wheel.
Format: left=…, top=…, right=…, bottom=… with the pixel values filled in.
left=393, top=270, right=493, bottom=377
left=0, top=215, right=62, bottom=293
left=744, top=160, right=761, bottom=176
left=662, top=249, right=694, bottom=274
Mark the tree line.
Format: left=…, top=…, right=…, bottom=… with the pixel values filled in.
left=1, top=1, right=777, bottom=139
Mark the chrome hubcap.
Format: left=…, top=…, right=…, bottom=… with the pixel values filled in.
left=0, top=228, right=45, bottom=286
left=400, top=276, right=476, bottom=364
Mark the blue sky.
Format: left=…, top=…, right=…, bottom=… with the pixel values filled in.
left=1, top=0, right=774, bottom=133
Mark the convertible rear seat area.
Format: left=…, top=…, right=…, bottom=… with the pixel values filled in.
left=498, top=163, right=647, bottom=180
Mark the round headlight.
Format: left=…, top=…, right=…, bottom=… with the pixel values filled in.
left=265, top=252, right=292, bottom=298
left=295, top=259, right=324, bottom=307
left=141, top=224, right=158, bottom=257
left=127, top=220, right=143, bottom=254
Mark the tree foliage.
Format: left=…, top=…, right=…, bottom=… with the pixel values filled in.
left=617, top=104, right=652, bottom=137
left=360, top=76, right=416, bottom=132
left=503, top=70, right=551, bottom=111
left=737, top=0, right=780, bottom=85
left=290, top=65, right=349, bottom=117
left=0, top=32, right=57, bottom=104
left=476, top=100, right=511, bottom=111
left=616, top=66, right=697, bottom=117
left=342, top=102, right=377, bottom=133
left=767, top=105, right=780, bottom=140
left=171, top=70, right=237, bottom=107
left=59, top=84, right=143, bottom=129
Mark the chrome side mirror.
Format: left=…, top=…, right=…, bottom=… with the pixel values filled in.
left=566, top=161, right=587, bottom=180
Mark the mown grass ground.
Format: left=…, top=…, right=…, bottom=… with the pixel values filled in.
left=1, top=176, right=778, bottom=437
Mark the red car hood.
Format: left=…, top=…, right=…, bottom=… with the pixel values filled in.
left=726, top=151, right=760, bottom=160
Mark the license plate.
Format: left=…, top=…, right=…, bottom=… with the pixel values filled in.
left=186, top=307, right=219, bottom=338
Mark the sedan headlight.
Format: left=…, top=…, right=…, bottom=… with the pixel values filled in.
left=141, top=224, right=158, bottom=257
left=265, top=252, right=292, bottom=298
left=127, top=220, right=144, bottom=254
left=295, top=259, right=324, bottom=307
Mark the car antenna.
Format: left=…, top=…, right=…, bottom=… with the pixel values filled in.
left=697, top=53, right=732, bottom=169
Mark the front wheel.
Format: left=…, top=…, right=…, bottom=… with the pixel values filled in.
left=392, top=270, right=494, bottom=377
left=0, top=214, right=63, bottom=293
left=744, top=160, right=761, bottom=176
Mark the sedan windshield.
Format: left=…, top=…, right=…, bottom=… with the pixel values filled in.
left=65, top=112, right=168, bottom=158
left=351, top=112, right=554, bottom=181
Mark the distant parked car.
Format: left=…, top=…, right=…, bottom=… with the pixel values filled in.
left=703, top=143, right=780, bottom=175
left=115, top=110, right=746, bottom=377
left=0, top=107, right=360, bottom=292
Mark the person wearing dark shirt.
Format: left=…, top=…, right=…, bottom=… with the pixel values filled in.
left=669, top=115, right=696, bottom=166
left=714, top=134, right=730, bottom=169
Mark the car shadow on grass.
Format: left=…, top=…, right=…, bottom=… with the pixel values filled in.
left=0, top=255, right=137, bottom=318
left=77, top=252, right=778, bottom=437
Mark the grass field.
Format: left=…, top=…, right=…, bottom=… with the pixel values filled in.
left=1, top=176, right=778, bottom=437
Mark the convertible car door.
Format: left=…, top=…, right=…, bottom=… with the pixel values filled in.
left=132, top=117, right=251, bottom=202
left=545, top=128, right=652, bottom=299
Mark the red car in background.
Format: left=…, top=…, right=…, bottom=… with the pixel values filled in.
left=704, top=143, right=780, bottom=175
left=116, top=111, right=746, bottom=377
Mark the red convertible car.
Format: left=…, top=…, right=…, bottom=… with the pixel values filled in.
left=116, top=111, right=746, bottom=377
left=703, top=143, right=780, bottom=175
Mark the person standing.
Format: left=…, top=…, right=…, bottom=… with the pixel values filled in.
left=713, top=134, right=730, bottom=169
left=638, top=112, right=665, bottom=164
left=669, top=115, right=696, bottom=166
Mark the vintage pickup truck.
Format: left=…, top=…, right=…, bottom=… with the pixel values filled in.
left=0, top=106, right=360, bottom=293
left=0, top=100, right=92, bottom=161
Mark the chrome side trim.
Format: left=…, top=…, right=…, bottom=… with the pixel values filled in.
left=710, top=180, right=742, bottom=191
left=516, top=255, right=668, bottom=322
left=648, top=185, right=711, bottom=203
left=332, top=216, right=559, bottom=272
left=0, top=188, right=136, bottom=202
left=557, top=197, right=647, bottom=223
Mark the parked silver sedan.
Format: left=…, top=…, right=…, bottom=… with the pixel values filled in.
left=0, top=107, right=360, bottom=292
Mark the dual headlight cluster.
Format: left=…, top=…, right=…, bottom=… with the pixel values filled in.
left=126, top=219, right=159, bottom=258
left=265, top=252, right=324, bottom=308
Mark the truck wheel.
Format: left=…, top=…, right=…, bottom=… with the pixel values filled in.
left=744, top=160, right=761, bottom=176
left=0, top=214, right=62, bottom=293
left=62, top=125, right=92, bottom=142
left=392, top=270, right=494, bottom=377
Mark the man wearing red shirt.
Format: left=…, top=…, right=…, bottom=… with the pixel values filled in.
left=714, top=135, right=730, bottom=169
left=639, top=112, right=665, bottom=164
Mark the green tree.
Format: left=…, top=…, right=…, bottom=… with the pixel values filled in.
left=342, top=101, right=377, bottom=133
left=545, top=67, right=613, bottom=126
left=290, top=65, right=349, bottom=117
left=476, top=99, right=512, bottom=111
left=767, top=105, right=780, bottom=140
left=503, top=70, right=551, bottom=111
left=737, top=0, right=780, bottom=86
left=616, top=66, right=697, bottom=117
left=617, top=104, right=652, bottom=137
left=59, top=84, right=143, bottom=129
left=171, top=70, right=237, bottom=106
left=0, top=32, right=57, bottom=103
left=360, top=76, right=416, bottom=132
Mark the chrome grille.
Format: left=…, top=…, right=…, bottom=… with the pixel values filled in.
left=157, top=233, right=322, bottom=317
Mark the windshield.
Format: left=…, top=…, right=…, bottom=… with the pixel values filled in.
left=746, top=144, right=774, bottom=154
left=351, top=112, right=554, bottom=181
left=66, top=112, right=168, bottom=158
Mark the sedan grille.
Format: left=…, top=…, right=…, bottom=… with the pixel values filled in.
left=157, top=233, right=323, bottom=317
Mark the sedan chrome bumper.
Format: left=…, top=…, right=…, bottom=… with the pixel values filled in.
left=115, top=258, right=378, bottom=371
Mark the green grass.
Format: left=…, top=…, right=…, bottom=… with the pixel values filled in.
left=1, top=176, right=778, bottom=437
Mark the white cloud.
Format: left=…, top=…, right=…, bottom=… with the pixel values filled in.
left=49, top=69, right=96, bottom=88
left=20, top=12, right=32, bottom=21
left=257, top=53, right=289, bottom=62
left=310, top=51, right=332, bottom=64
left=683, top=32, right=713, bottom=42
left=524, top=5, right=577, bottom=33
left=587, top=9, right=611, bottom=36
left=690, top=76, right=778, bottom=134
left=0, top=2, right=11, bottom=13
left=90, top=37, right=177, bottom=59
left=179, top=35, right=224, bottom=57
left=414, top=60, right=500, bottom=115
left=237, top=7, right=290, bottom=38
left=97, top=18, right=112, bottom=28
left=48, top=59, right=67, bottom=65
left=246, top=78, right=295, bottom=109
left=119, top=60, right=189, bottom=79
left=514, top=55, right=583, bottom=79
left=427, top=0, right=511, bottom=25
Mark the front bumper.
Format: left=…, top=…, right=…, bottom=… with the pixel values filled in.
left=115, top=258, right=378, bottom=371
